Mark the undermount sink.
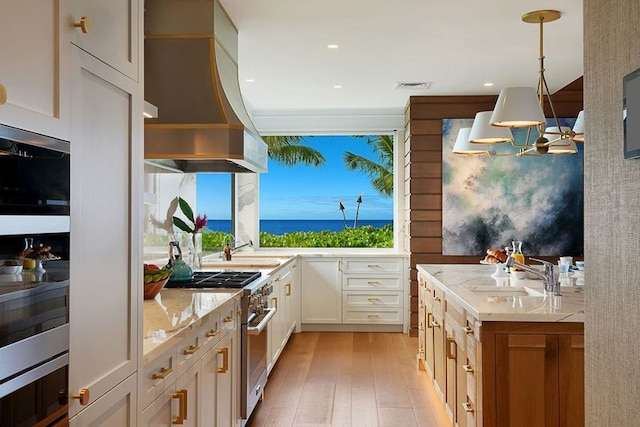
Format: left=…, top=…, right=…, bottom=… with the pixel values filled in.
left=200, top=257, right=283, bottom=268
left=466, top=286, right=546, bottom=297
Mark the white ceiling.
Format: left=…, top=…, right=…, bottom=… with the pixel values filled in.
left=218, top=0, right=583, bottom=117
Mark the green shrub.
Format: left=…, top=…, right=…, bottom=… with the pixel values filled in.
left=260, top=224, right=393, bottom=248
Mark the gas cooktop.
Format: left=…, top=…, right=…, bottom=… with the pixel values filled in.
left=164, top=271, right=262, bottom=289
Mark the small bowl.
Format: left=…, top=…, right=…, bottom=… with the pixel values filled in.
left=143, top=277, right=169, bottom=300
left=0, top=260, right=23, bottom=275
left=575, top=261, right=585, bottom=271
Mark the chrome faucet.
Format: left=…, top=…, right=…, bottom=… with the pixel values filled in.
left=505, top=257, right=561, bottom=296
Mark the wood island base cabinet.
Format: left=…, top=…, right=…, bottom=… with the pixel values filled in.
left=417, top=272, right=584, bottom=427
left=482, top=322, right=584, bottom=427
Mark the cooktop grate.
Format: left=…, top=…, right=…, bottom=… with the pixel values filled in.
left=164, top=271, right=262, bottom=289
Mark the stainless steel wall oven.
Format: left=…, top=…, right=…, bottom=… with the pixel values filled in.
left=0, top=123, right=70, bottom=426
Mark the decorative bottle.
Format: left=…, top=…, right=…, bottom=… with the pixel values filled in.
left=511, top=240, right=525, bottom=267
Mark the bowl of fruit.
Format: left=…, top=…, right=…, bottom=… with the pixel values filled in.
left=143, top=264, right=173, bottom=300
left=0, top=260, right=23, bottom=275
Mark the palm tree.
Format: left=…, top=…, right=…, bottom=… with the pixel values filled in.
left=343, top=135, right=394, bottom=197
left=262, top=135, right=325, bottom=166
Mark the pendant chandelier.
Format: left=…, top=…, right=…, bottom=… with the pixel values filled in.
left=459, top=10, right=584, bottom=157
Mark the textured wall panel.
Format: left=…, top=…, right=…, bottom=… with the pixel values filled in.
left=584, top=0, right=640, bottom=425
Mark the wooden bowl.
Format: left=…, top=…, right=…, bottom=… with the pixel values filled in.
left=143, top=277, right=169, bottom=300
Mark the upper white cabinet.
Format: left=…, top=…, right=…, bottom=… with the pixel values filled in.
left=0, top=0, right=70, bottom=140
left=68, top=48, right=143, bottom=421
left=65, top=0, right=140, bottom=80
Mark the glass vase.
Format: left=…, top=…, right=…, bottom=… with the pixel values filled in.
left=190, top=232, right=202, bottom=270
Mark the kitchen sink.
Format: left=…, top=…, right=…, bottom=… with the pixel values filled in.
left=465, top=286, right=546, bottom=297
left=200, top=257, right=283, bottom=268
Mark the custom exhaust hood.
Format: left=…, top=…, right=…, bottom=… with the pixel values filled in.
left=144, top=0, right=267, bottom=173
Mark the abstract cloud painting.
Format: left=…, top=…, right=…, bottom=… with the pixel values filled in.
left=442, top=118, right=584, bottom=257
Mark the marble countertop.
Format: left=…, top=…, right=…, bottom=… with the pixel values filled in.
left=143, top=289, right=242, bottom=362
left=417, top=264, right=585, bottom=323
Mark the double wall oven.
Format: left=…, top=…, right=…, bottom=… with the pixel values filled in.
left=165, top=270, right=276, bottom=424
left=0, top=124, right=70, bottom=426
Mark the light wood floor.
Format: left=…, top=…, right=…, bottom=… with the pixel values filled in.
left=247, top=332, right=450, bottom=427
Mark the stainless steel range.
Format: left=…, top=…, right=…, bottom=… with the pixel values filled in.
left=165, top=270, right=275, bottom=424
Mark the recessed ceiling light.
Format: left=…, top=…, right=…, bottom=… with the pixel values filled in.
left=333, top=85, right=342, bottom=89
left=327, top=44, right=339, bottom=49
left=484, top=82, right=494, bottom=87
left=246, top=79, right=256, bottom=83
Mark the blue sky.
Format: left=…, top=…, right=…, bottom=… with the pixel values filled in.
left=197, top=135, right=394, bottom=220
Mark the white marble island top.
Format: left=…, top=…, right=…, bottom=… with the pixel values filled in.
left=143, top=289, right=242, bottom=362
left=417, top=264, right=585, bottom=323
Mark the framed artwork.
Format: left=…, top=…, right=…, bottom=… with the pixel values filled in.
left=441, top=118, right=584, bottom=257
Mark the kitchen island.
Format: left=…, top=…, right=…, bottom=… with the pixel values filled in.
left=417, top=264, right=584, bottom=427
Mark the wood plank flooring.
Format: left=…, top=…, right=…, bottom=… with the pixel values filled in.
left=247, top=332, right=450, bottom=427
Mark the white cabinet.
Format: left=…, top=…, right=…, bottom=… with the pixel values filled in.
left=301, top=258, right=342, bottom=324
left=301, top=256, right=406, bottom=330
left=68, top=48, right=143, bottom=421
left=70, top=374, right=138, bottom=427
left=283, top=260, right=299, bottom=337
left=341, top=257, right=404, bottom=326
left=65, top=0, right=141, bottom=80
left=0, top=0, right=70, bottom=140
left=142, top=297, right=240, bottom=427
left=267, top=260, right=299, bottom=373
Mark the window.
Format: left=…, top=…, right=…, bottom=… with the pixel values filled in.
left=259, top=134, right=395, bottom=248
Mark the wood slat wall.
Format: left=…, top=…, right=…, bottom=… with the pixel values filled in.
left=403, top=78, right=583, bottom=336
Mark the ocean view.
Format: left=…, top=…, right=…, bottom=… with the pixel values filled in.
left=206, top=219, right=392, bottom=235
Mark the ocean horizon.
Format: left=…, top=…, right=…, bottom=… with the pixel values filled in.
left=206, top=219, right=392, bottom=234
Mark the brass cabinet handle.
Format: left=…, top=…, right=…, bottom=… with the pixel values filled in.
left=367, top=314, right=380, bottom=319
left=72, top=388, right=90, bottom=406
left=446, top=338, right=457, bottom=360
left=218, top=347, right=229, bottom=373
left=433, top=296, right=441, bottom=302
left=0, top=83, right=6, bottom=106
left=272, top=297, right=278, bottom=310
left=430, top=319, right=440, bottom=328
left=223, top=315, right=233, bottom=323
left=152, top=366, right=173, bottom=380
left=367, top=281, right=381, bottom=286
left=463, top=326, right=474, bottom=335
left=419, top=322, right=425, bottom=331
left=73, top=16, right=91, bottom=34
left=172, top=389, right=188, bottom=424
left=419, top=346, right=425, bottom=355
left=285, top=283, right=291, bottom=296
left=367, top=264, right=380, bottom=268
left=463, top=364, right=474, bottom=373
left=237, top=307, right=242, bottom=317
left=426, top=313, right=433, bottom=329
left=206, top=329, right=219, bottom=338
left=274, top=277, right=281, bottom=282
left=367, top=297, right=381, bottom=304
left=183, top=345, right=200, bottom=355
left=463, top=402, right=474, bottom=413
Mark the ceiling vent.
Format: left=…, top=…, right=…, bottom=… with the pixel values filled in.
left=394, top=81, right=433, bottom=90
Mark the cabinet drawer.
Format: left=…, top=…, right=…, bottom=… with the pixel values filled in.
left=219, top=300, right=238, bottom=336
left=343, top=291, right=403, bottom=308
left=198, top=310, right=222, bottom=354
left=445, top=297, right=465, bottom=326
left=142, top=345, right=178, bottom=409
left=343, top=276, right=401, bottom=290
left=342, top=308, right=403, bottom=324
left=176, top=325, right=204, bottom=376
left=432, top=288, right=445, bottom=315
left=342, top=258, right=402, bottom=274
